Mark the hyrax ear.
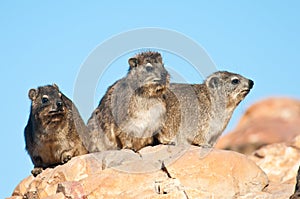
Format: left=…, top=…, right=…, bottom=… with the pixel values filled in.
left=157, top=54, right=163, bottom=64
left=128, top=58, right=138, bottom=69
left=208, top=77, right=219, bottom=89
left=52, top=84, right=62, bottom=97
left=52, top=83, right=59, bottom=91
left=28, top=89, right=38, bottom=101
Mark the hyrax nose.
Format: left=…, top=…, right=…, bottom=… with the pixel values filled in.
left=56, top=101, right=63, bottom=109
left=248, top=80, right=254, bottom=89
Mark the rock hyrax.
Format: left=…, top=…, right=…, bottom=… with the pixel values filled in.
left=156, top=71, right=254, bottom=147
left=24, top=84, right=88, bottom=176
left=87, top=51, right=170, bottom=152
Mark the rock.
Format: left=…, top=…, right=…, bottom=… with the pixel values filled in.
left=44, top=193, right=65, bottom=199
left=290, top=166, right=300, bottom=199
left=216, top=97, right=300, bottom=154
left=246, top=135, right=300, bottom=199
left=166, top=147, right=268, bottom=198
left=248, top=141, right=300, bottom=184
left=10, top=145, right=268, bottom=198
left=11, top=175, right=35, bottom=197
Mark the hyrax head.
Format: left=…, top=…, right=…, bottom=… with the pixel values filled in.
left=127, top=51, right=170, bottom=97
left=28, top=84, right=67, bottom=124
left=205, top=71, right=254, bottom=107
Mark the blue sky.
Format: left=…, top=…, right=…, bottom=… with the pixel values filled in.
left=1, top=1, right=300, bottom=197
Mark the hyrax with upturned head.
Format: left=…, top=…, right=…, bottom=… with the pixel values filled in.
left=87, top=51, right=170, bottom=152
left=156, top=71, right=254, bottom=147
left=25, top=84, right=88, bottom=176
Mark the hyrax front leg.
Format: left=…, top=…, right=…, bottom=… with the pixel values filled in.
left=31, top=167, right=43, bottom=177
left=31, top=156, right=44, bottom=177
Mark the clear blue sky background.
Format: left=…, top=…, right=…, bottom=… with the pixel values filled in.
left=1, top=1, right=300, bottom=197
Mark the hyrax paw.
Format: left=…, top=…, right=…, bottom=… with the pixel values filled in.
left=61, top=154, right=72, bottom=164
left=31, top=167, right=43, bottom=177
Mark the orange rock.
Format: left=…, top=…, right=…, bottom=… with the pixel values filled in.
left=11, top=145, right=268, bottom=198
left=11, top=175, right=35, bottom=197
left=247, top=136, right=300, bottom=198
left=248, top=141, right=300, bottom=184
left=6, top=197, right=23, bottom=199
left=44, top=193, right=65, bottom=199
left=167, top=146, right=268, bottom=198
left=216, top=97, right=300, bottom=154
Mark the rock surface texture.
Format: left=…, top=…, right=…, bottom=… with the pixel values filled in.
left=10, top=138, right=300, bottom=198
left=11, top=145, right=270, bottom=199
left=248, top=135, right=300, bottom=199
left=216, top=97, right=300, bottom=154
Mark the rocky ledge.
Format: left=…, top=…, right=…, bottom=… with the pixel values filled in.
left=9, top=137, right=300, bottom=199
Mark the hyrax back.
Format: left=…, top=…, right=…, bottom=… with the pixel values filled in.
left=87, top=51, right=170, bottom=152
left=25, top=84, right=88, bottom=176
left=156, top=71, right=254, bottom=147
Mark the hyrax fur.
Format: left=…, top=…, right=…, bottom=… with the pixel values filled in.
left=87, top=51, right=170, bottom=152
left=156, top=71, right=254, bottom=147
left=24, top=84, right=88, bottom=176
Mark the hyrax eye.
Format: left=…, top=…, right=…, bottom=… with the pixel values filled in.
left=231, top=78, right=240, bottom=85
left=146, top=66, right=153, bottom=72
left=42, top=96, right=49, bottom=104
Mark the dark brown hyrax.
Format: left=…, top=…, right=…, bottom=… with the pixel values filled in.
left=156, top=71, right=254, bottom=147
left=87, top=51, right=170, bottom=152
left=24, top=84, right=88, bottom=176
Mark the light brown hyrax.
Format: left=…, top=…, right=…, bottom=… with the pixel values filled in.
left=87, top=51, right=170, bottom=152
left=25, top=84, right=88, bottom=176
left=155, top=71, right=254, bottom=147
